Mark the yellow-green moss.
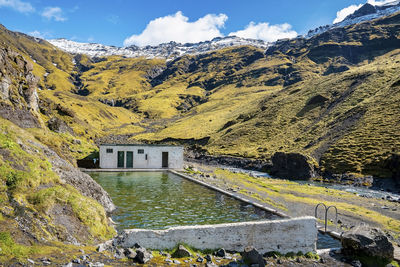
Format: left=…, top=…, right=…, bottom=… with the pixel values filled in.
left=213, top=169, right=400, bottom=233
left=0, top=232, right=33, bottom=261
left=28, top=185, right=115, bottom=240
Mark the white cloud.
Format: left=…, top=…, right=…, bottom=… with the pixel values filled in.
left=42, top=7, right=66, bottom=22
left=124, top=11, right=227, bottom=46
left=229, top=22, right=298, bottom=42
left=333, top=0, right=397, bottom=24
left=333, top=4, right=363, bottom=23
left=367, top=0, right=396, bottom=5
left=28, top=30, right=50, bottom=39
left=0, top=0, right=34, bottom=13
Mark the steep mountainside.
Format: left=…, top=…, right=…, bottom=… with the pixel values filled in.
left=1, top=11, right=400, bottom=182
left=0, top=45, right=115, bottom=261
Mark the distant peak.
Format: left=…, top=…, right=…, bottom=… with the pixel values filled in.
left=47, top=36, right=270, bottom=59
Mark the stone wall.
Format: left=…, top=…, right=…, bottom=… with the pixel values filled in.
left=116, top=217, right=317, bottom=254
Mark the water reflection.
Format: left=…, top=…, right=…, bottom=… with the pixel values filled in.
left=89, top=171, right=278, bottom=231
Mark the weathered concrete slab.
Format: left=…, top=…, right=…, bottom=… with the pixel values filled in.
left=116, top=217, right=317, bottom=254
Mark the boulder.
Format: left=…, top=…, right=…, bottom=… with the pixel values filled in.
left=341, top=225, right=394, bottom=260
left=172, top=245, right=192, bottom=258
left=242, top=246, right=265, bottom=267
left=135, top=247, right=153, bottom=264
left=47, top=117, right=73, bottom=134
left=215, top=248, right=226, bottom=257
left=270, top=152, right=317, bottom=180
left=124, top=248, right=137, bottom=259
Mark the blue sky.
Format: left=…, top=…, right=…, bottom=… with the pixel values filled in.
left=0, top=0, right=391, bottom=46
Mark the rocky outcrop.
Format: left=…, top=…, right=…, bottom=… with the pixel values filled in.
left=0, top=47, right=40, bottom=128
left=47, top=117, right=73, bottom=134
left=346, top=4, right=376, bottom=20
left=38, top=142, right=115, bottom=213
left=270, top=152, right=318, bottom=180
left=341, top=225, right=394, bottom=260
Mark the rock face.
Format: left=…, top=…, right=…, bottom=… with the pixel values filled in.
left=270, top=152, right=317, bottom=180
left=347, top=3, right=377, bottom=20
left=341, top=225, right=394, bottom=260
left=0, top=47, right=40, bottom=128
left=39, top=141, right=116, bottom=213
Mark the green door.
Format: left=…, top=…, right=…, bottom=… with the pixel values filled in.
left=117, top=151, right=124, bottom=168
left=126, top=151, right=133, bottom=168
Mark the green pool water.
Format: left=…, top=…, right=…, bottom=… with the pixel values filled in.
left=89, top=171, right=279, bottom=231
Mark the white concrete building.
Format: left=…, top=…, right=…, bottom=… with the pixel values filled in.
left=99, top=144, right=183, bottom=169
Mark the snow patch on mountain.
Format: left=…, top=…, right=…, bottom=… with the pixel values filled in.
left=306, top=0, right=400, bottom=37
left=47, top=36, right=270, bottom=59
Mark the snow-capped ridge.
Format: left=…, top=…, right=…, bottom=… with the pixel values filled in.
left=306, top=0, right=400, bottom=38
left=47, top=36, right=270, bottom=59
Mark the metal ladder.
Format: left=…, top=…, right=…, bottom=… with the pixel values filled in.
left=315, top=203, right=338, bottom=232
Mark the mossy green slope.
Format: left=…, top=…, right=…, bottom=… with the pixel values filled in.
left=0, top=118, right=115, bottom=251
left=3, top=12, right=400, bottom=178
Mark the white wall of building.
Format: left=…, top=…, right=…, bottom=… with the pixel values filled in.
left=99, top=145, right=183, bottom=169
left=117, top=217, right=317, bottom=254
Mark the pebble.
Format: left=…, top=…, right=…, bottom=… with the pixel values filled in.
left=89, top=262, right=104, bottom=267
left=173, top=259, right=181, bottom=264
left=351, top=260, right=362, bottom=267
left=197, top=256, right=205, bottom=263
left=165, top=258, right=173, bottom=263
left=27, top=259, right=35, bottom=264
left=205, top=254, right=213, bottom=262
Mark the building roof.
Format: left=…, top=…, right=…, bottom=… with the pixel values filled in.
left=99, top=144, right=183, bottom=148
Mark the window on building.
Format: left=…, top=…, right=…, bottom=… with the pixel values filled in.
left=138, top=149, right=144, bottom=154
left=145, top=154, right=148, bottom=160
left=106, top=148, right=113, bottom=153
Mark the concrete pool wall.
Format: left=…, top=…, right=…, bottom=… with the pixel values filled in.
left=117, top=217, right=317, bottom=254
left=86, top=169, right=319, bottom=253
